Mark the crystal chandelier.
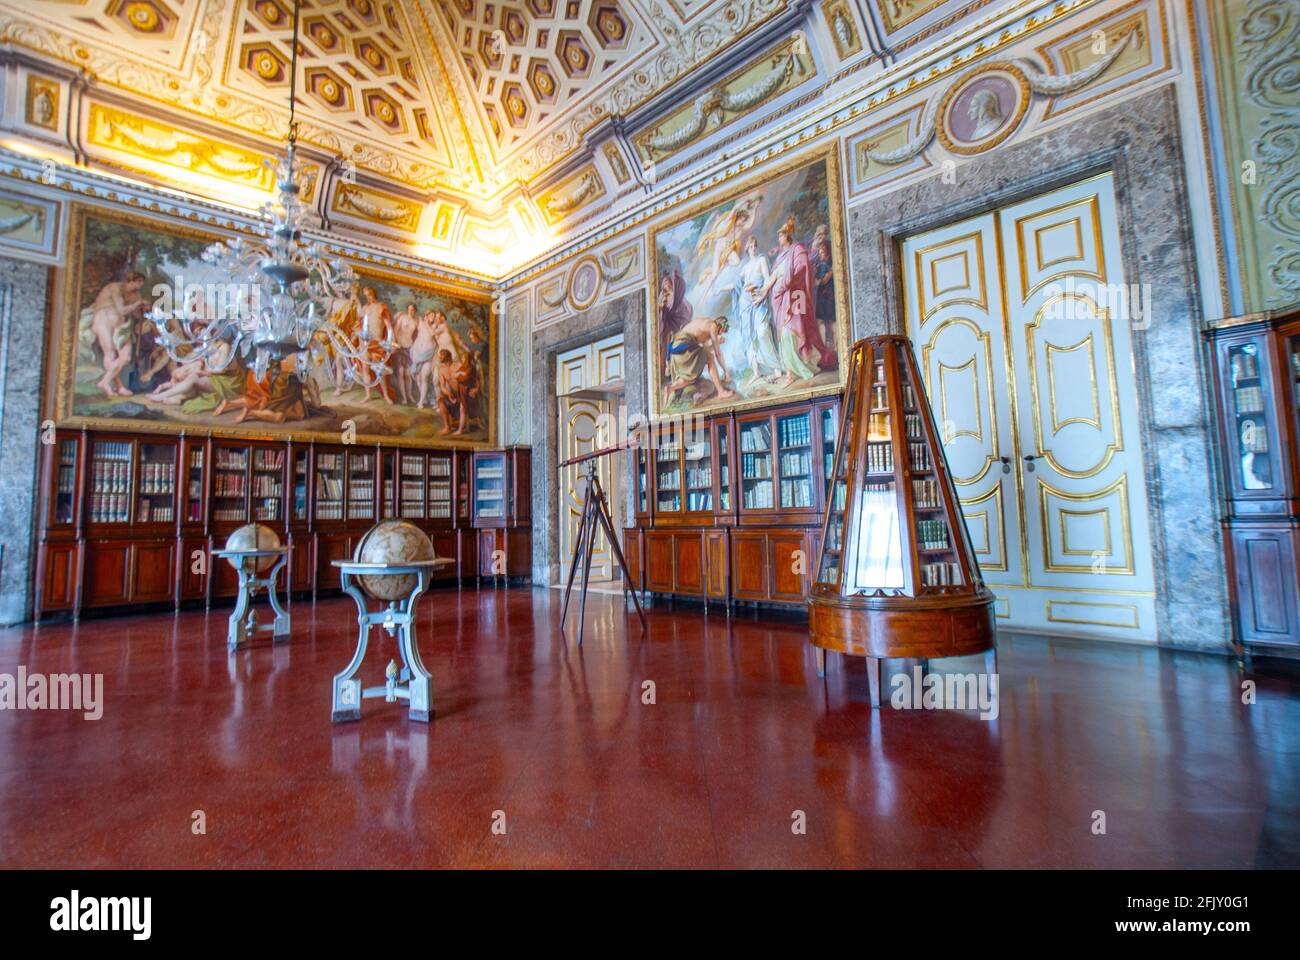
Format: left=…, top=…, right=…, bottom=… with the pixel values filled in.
left=149, top=0, right=393, bottom=388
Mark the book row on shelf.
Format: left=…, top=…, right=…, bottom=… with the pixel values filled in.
left=347, top=481, right=375, bottom=501
left=866, top=440, right=893, bottom=473
left=214, top=448, right=247, bottom=470
left=89, top=493, right=130, bottom=524
left=136, top=501, right=174, bottom=524
left=213, top=474, right=247, bottom=498
left=252, top=500, right=280, bottom=522
left=137, top=462, right=175, bottom=495
left=779, top=451, right=811, bottom=476
left=912, top=478, right=941, bottom=509
left=657, top=467, right=681, bottom=489
left=909, top=443, right=931, bottom=471
left=778, top=417, right=812, bottom=447
left=916, top=518, right=951, bottom=551
left=251, top=475, right=282, bottom=498
left=252, top=449, right=285, bottom=470
left=1235, top=384, right=1264, bottom=413
left=685, top=492, right=712, bottom=512
left=779, top=478, right=815, bottom=508
left=315, top=501, right=345, bottom=520
left=905, top=413, right=923, bottom=441
left=740, top=453, right=772, bottom=479
left=740, top=424, right=772, bottom=452
left=1229, top=348, right=1260, bottom=381
left=741, top=479, right=774, bottom=510
left=685, top=466, right=712, bottom=489
left=91, top=458, right=131, bottom=494
left=920, top=561, right=963, bottom=587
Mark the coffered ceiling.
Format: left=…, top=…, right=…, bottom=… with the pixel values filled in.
left=0, top=0, right=1007, bottom=272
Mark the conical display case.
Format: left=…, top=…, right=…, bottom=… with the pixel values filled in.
left=810, top=335, right=996, bottom=703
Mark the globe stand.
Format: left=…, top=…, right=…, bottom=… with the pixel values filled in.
left=210, top=548, right=290, bottom=650
left=330, top=559, right=449, bottom=723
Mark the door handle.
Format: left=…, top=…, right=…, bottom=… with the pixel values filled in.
left=1023, top=454, right=1038, bottom=472
left=999, top=456, right=1012, bottom=474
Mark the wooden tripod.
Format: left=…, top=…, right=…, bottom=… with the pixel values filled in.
left=559, top=458, right=647, bottom=645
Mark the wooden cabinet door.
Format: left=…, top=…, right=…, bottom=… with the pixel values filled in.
left=317, top=534, right=352, bottom=590
left=673, top=532, right=703, bottom=595
left=131, top=540, right=176, bottom=602
left=211, top=554, right=242, bottom=597
left=478, top=529, right=499, bottom=576
left=430, top=531, right=459, bottom=579
left=622, top=528, right=643, bottom=590
left=178, top=537, right=208, bottom=600
left=289, top=535, right=314, bottom=591
left=40, top=542, right=78, bottom=611
left=645, top=532, right=674, bottom=592
left=769, top=531, right=810, bottom=601
left=1229, top=525, right=1300, bottom=648
left=730, top=531, right=769, bottom=600
left=83, top=542, right=131, bottom=606
left=704, top=530, right=728, bottom=599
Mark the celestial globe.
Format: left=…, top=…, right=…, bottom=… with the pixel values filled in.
left=224, top=523, right=281, bottom=574
left=352, top=520, right=436, bottom=600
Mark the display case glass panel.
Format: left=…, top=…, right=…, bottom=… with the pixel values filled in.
left=399, top=452, right=427, bottom=519
left=136, top=442, right=177, bottom=524
left=457, top=455, right=471, bottom=522
left=381, top=452, right=395, bottom=520
left=820, top=404, right=838, bottom=500
left=184, top=445, right=206, bottom=524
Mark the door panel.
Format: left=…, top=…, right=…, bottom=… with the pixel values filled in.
left=674, top=533, right=704, bottom=594
left=904, top=174, right=1156, bottom=641
left=769, top=532, right=808, bottom=601
left=645, top=532, right=674, bottom=592
left=131, top=541, right=176, bottom=602
left=731, top=532, right=769, bottom=600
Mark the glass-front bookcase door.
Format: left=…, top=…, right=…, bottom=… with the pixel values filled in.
left=51, top=436, right=80, bottom=527
left=251, top=447, right=285, bottom=523
left=654, top=426, right=682, bottom=514
left=399, top=452, right=427, bottom=519
left=1222, top=335, right=1282, bottom=497
left=474, top=453, right=506, bottom=521
left=136, top=442, right=177, bottom=525
left=738, top=416, right=774, bottom=511
left=315, top=451, right=344, bottom=521
left=684, top=429, right=712, bottom=513
left=429, top=453, right=453, bottom=521
left=292, top=449, right=309, bottom=522
left=381, top=451, right=396, bottom=519
left=346, top=451, right=376, bottom=521
left=715, top=422, right=731, bottom=514
left=89, top=439, right=133, bottom=525
left=211, top=445, right=250, bottom=524
left=776, top=411, right=814, bottom=509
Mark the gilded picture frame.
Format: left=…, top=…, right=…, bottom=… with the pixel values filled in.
left=647, top=145, right=851, bottom=420
left=52, top=203, right=497, bottom=449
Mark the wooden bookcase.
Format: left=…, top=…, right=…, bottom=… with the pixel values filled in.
left=1205, top=305, right=1300, bottom=657
left=33, top=430, right=530, bottom=620
left=621, top=394, right=841, bottom=607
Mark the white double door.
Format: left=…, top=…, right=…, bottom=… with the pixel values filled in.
left=902, top=174, right=1156, bottom=641
left=556, top=334, right=625, bottom=582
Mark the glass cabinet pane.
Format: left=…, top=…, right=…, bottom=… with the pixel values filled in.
left=635, top=447, right=647, bottom=514
left=429, top=453, right=453, bottom=520
left=400, top=453, right=427, bottom=518
left=1228, top=341, right=1274, bottom=491
left=777, top=412, right=813, bottom=508
left=315, top=452, right=344, bottom=521
left=136, top=443, right=176, bottom=524
left=716, top=424, right=731, bottom=512
left=457, top=456, right=471, bottom=521
left=684, top=431, right=712, bottom=512
left=54, top=438, right=78, bottom=525
left=212, top=445, right=249, bottom=524
left=739, top=419, right=773, bottom=510
left=898, top=360, right=962, bottom=589
left=475, top=454, right=506, bottom=519
left=381, top=452, right=395, bottom=519
left=251, top=447, right=284, bottom=522
left=655, top=429, right=682, bottom=513
left=89, top=440, right=132, bottom=524
left=292, top=450, right=308, bottom=521
left=820, top=405, right=838, bottom=499
left=347, top=451, right=375, bottom=520
left=186, top=446, right=206, bottom=523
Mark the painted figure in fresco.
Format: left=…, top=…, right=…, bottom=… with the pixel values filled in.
left=329, top=291, right=361, bottom=397
left=409, top=311, right=435, bottom=409
left=738, top=235, right=784, bottom=385
left=430, top=310, right=465, bottom=361
left=84, top=272, right=148, bottom=398
left=391, top=301, right=420, bottom=405
left=695, top=197, right=761, bottom=296
left=657, top=269, right=694, bottom=379
left=810, top=227, right=836, bottom=354
left=662, top=315, right=735, bottom=407
left=750, top=217, right=835, bottom=384
left=433, top=347, right=480, bottom=436
left=356, top=286, right=395, bottom=405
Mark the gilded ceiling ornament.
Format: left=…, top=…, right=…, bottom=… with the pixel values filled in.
left=868, top=29, right=1137, bottom=165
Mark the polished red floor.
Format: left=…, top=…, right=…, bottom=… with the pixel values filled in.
left=1, top=587, right=1297, bottom=869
